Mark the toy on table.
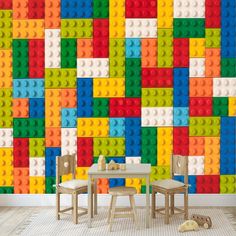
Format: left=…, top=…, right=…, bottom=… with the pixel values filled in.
left=178, top=220, right=199, bottom=233
left=191, top=214, right=212, bottom=229
left=107, top=160, right=119, bottom=170
left=98, top=155, right=106, bottom=171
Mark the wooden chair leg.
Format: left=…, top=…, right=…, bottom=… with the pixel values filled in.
left=170, top=194, right=174, bottom=215
left=130, top=195, right=139, bottom=229
left=107, top=195, right=113, bottom=223
left=152, top=190, right=156, bottom=218
left=56, top=192, right=60, bottom=220
left=165, top=193, right=169, bottom=224
left=184, top=190, right=188, bottom=220
left=73, top=193, right=78, bottom=224
left=91, top=190, right=94, bottom=219
left=109, top=195, right=117, bottom=232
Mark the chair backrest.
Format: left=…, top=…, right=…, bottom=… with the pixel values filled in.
left=56, top=154, right=76, bottom=185
left=171, top=155, right=188, bottom=185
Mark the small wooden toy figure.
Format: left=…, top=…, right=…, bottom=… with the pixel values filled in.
left=107, top=160, right=119, bottom=170
left=98, top=155, right=106, bottom=171
left=191, top=214, right=212, bottom=229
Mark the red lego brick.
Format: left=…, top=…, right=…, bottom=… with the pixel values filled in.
left=77, top=138, right=93, bottom=167
left=205, top=0, right=220, bottom=28
left=29, top=39, right=45, bottom=78
left=126, top=0, right=157, bottom=18
left=174, top=38, right=189, bottom=67
left=28, top=0, right=45, bottom=19
left=0, top=0, right=12, bottom=9
left=190, top=97, right=213, bottom=116
left=13, top=138, right=29, bottom=167
left=173, top=127, right=189, bottom=156
left=93, top=19, right=109, bottom=58
left=197, top=175, right=220, bottom=193
left=142, top=68, right=173, bottom=88
left=109, top=98, right=141, bottom=117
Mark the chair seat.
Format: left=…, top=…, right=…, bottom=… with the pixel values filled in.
left=59, top=179, right=88, bottom=190
left=109, top=186, right=137, bottom=196
left=152, top=179, right=185, bottom=190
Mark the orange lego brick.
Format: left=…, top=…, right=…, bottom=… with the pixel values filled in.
left=97, top=178, right=109, bottom=193
left=77, top=39, right=93, bottom=58
left=205, top=48, right=220, bottom=77
left=142, top=39, right=157, bottom=67
left=13, top=98, right=29, bottom=118
left=45, top=0, right=60, bottom=28
left=13, top=0, right=28, bottom=19
left=45, top=128, right=61, bottom=147
left=0, top=50, right=12, bottom=88
left=61, top=89, right=77, bottom=108
left=14, top=168, right=29, bottom=194
left=189, top=77, right=213, bottom=97
left=189, top=137, right=205, bottom=156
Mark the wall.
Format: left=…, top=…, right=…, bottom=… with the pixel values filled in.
left=0, top=0, right=235, bottom=196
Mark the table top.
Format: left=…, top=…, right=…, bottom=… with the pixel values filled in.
left=88, top=163, right=151, bottom=175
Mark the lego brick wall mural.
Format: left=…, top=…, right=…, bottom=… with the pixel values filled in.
left=0, top=0, right=235, bottom=195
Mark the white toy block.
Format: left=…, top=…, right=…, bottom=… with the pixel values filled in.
left=125, top=156, right=141, bottom=164
left=142, top=107, right=173, bottom=127
left=126, top=19, right=157, bottom=38
left=190, top=58, right=205, bottom=77
left=45, top=29, right=61, bottom=68
left=77, top=58, right=109, bottom=78
left=0, top=128, right=13, bottom=147
left=174, top=0, right=205, bottom=18
left=188, top=156, right=205, bottom=175
left=30, top=158, right=45, bottom=176
left=61, top=128, right=77, bottom=156
left=213, top=78, right=236, bottom=97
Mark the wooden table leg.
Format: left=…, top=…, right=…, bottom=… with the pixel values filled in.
left=146, top=175, right=150, bottom=228
left=94, top=178, right=97, bottom=215
left=88, top=175, right=92, bottom=228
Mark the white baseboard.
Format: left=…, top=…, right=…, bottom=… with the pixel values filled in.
left=0, top=194, right=235, bottom=207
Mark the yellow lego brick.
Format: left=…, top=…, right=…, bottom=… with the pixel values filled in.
left=77, top=118, right=109, bottom=137
left=109, top=0, right=125, bottom=38
left=157, top=127, right=173, bottom=166
left=93, top=78, right=125, bottom=97
left=30, top=176, right=45, bottom=194
left=13, top=20, right=44, bottom=39
left=0, top=148, right=13, bottom=186
left=76, top=167, right=89, bottom=180
left=158, top=0, right=173, bottom=28
left=126, top=178, right=141, bottom=193
left=0, top=50, right=12, bottom=88
left=229, top=97, right=236, bottom=116
left=190, top=39, right=205, bottom=58
left=62, top=173, right=72, bottom=182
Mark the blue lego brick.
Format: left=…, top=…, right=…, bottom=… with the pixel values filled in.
left=174, top=107, right=189, bottom=126
left=29, top=98, right=45, bottom=118
left=77, top=78, right=93, bottom=117
left=107, top=157, right=125, bottom=163
left=109, top=178, right=125, bottom=188
left=125, top=38, right=141, bottom=58
left=173, top=175, right=196, bottom=193
left=61, top=0, right=93, bottom=18
left=45, top=147, right=61, bottom=177
left=109, top=118, right=125, bottom=137
left=62, top=108, right=77, bottom=128
left=173, top=68, right=189, bottom=107
left=13, top=79, right=45, bottom=98
left=125, top=118, right=141, bottom=156
left=221, top=0, right=236, bottom=58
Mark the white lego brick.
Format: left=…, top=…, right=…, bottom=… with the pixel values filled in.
left=126, top=19, right=157, bottom=38
left=45, top=29, right=61, bottom=68
left=174, top=0, right=205, bottom=18
left=189, top=58, right=205, bottom=77
left=125, top=157, right=141, bottom=164
left=0, top=128, right=13, bottom=147
left=61, top=128, right=77, bottom=156
left=213, top=78, right=236, bottom=97
left=142, top=107, right=173, bottom=127
left=77, top=58, right=109, bottom=78
left=188, top=156, right=205, bottom=175
left=30, top=158, right=45, bottom=176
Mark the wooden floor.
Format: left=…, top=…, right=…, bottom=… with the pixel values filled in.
left=0, top=207, right=235, bottom=236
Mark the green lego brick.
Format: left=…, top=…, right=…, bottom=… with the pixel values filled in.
left=29, top=138, right=45, bottom=157
left=205, top=28, right=221, bottom=48
left=61, top=19, right=93, bottom=38
left=13, top=39, right=29, bottom=79
left=93, top=98, right=109, bottom=117
left=220, top=175, right=236, bottom=194
left=13, top=118, right=45, bottom=138
left=213, top=97, right=228, bottom=116
left=61, top=38, right=77, bottom=68
left=158, top=29, right=173, bottom=67
left=189, top=117, right=220, bottom=136
left=0, top=89, right=13, bottom=128
left=125, top=58, right=141, bottom=97
left=142, top=88, right=173, bottom=107
left=46, top=177, right=56, bottom=194
left=0, top=10, right=12, bottom=49
left=45, top=68, right=77, bottom=88
left=0, top=186, right=14, bottom=194
left=174, top=18, right=205, bottom=38
left=141, top=127, right=157, bottom=166
left=141, top=185, right=152, bottom=194
left=150, top=166, right=171, bottom=182
left=93, top=138, right=125, bottom=156
left=93, top=0, right=109, bottom=18
left=221, top=58, right=236, bottom=77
